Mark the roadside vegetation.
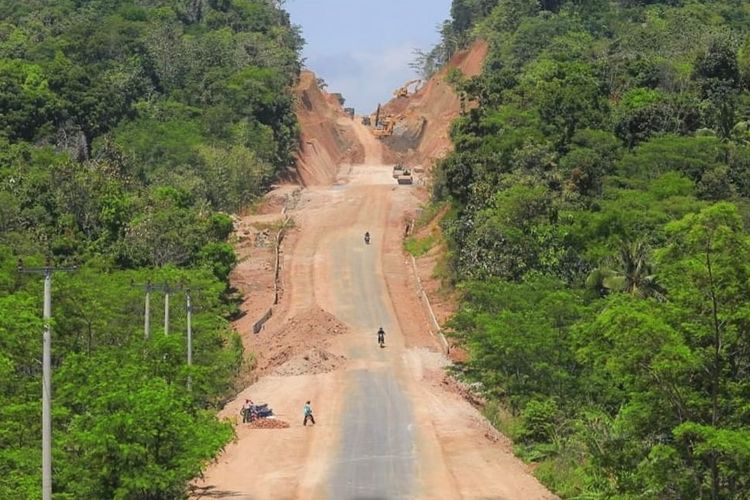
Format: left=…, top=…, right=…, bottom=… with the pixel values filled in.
left=433, top=0, right=750, bottom=497
left=0, top=0, right=301, bottom=497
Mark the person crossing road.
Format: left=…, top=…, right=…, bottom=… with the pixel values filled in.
left=303, top=401, right=315, bottom=426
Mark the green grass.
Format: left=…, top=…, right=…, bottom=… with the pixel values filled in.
left=404, top=233, right=438, bottom=257
left=415, top=201, right=449, bottom=228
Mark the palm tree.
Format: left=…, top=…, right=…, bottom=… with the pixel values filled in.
left=586, top=239, right=667, bottom=301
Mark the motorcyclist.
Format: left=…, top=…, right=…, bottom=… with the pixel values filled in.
left=377, top=326, right=385, bottom=346
left=364, top=231, right=370, bottom=244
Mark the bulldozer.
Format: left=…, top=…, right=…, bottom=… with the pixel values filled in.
left=394, top=79, right=421, bottom=98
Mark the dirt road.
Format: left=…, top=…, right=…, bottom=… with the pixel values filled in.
left=192, top=123, right=555, bottom=499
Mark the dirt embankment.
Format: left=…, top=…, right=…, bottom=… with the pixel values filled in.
left=294, top=71, right=364, bottom=186
left=380, top=39, right=489, bottom=167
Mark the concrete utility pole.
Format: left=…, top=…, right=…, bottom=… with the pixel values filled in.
left=182, top=285, right=204, bottom=391
left=145, top=284, right=151, bottom=339
left=131, top=280, right=154, bottom=339
left=17, top=258, right=76, bottom=500
left=131, top=281, right=175, bottom=338
left=164, top=286, right=170, bottom=336
left=185, top=288, right=193, bottom=391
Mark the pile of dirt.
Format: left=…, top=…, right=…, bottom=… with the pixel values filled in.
left=294, top=71, right=364, bottom=186
left=272, top=348, right=346, bottom=376
left=247, top=418, right=291, bottom=429
left=251, top=307, right=349, bottom=373
left=379, top=39, right=489, bottom=167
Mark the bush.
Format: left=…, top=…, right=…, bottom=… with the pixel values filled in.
left=519, top=399, right=560, bottom=444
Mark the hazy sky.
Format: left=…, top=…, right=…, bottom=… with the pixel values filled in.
left=285, top=0, right=453, bottom=114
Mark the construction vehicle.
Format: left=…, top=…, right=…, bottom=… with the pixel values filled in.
left=373, top=116, right=395, bottom=138
left=394, top=79, right=422, bottom=98
left=371, top=103, right=396, bottom=139
left=392, top=164, right=404, bottom=178
left=397, top=172, right=413, bottom=185
left=395, top=165, right=413, bottom=185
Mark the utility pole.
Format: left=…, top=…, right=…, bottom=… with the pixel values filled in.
left=161, top=282, right=182, bottom=336
left=182, top=285, right=204, bottom=392
left=17, top=258, right=76, bottom=500
left=164, top=284, right=170, bottom=336
left=185, top=288, right=193, bottom=391
left=131, top=280, right=154, bottom=339
left=131, top=281, right=174, bottom=338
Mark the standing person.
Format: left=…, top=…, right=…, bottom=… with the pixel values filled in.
left=242, top=399, right=254, bottom=423
left=303, top=401, right=315, bottom=426
left=377, top=326, right=385, bottom=347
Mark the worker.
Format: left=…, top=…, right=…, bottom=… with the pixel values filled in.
left=241, top=399, right=254, bottom=423
left=303, top=401, right=315, bottom=426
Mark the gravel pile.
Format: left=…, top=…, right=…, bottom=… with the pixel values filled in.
left=272, top=348, right=346, bottom=376
left=247, top=418, right=290, bottom=429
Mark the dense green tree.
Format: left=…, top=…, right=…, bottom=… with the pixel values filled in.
left=435, top=0, right=750, bottom=496
left=0, top=0, right=300, bottom=497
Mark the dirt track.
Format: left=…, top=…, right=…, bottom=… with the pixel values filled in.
left=191, top=119, right=556, bottom=499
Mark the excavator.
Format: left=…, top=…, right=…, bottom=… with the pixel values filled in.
left=371, top=104, right=396, bottom=139
left=394, top=79, right=422, bottom=98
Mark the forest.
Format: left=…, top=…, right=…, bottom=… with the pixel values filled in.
left=434, top=0, right=750, bottom=497
left=0, top=0, right=301, bottom=498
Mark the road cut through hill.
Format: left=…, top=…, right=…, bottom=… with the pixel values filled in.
left=191, top=114, right=556, bottom=498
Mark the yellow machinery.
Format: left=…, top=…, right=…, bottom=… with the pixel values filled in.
left=394, top=79, right=421, bottom=98
left=373, top=118, right=395, bottom=139
left=369, top=103, right=401, bottom=139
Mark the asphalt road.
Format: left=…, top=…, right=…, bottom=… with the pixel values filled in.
left=327, top=183, right=417, bottom=499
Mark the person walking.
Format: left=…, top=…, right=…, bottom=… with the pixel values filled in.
left=303, top=401, right=315, bottom=426
left=377, top=326, right=385, bottom=347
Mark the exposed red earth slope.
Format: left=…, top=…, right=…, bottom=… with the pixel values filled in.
left=380, top=39, right=489, bottom=167
left=293, top=70, right=364, bottom=185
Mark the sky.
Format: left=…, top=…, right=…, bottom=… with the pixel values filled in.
left=284, top=0, right=453, bottom=114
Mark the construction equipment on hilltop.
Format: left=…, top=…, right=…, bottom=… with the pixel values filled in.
left=394, top=79, right=422, bottom=98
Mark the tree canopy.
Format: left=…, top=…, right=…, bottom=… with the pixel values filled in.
left=0, top=0, right=301, bottom=497
left=435, top=0, right=750, bottom=497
